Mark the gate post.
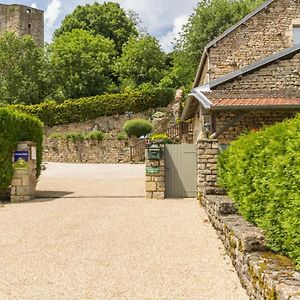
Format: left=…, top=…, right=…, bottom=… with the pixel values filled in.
left=11, top=141, right=37, bottom=203
left=197, top=139, right=225, bottom=197
left=145, top=144, right=165, bottom=199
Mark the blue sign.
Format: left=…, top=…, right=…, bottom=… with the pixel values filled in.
left=14, top=151, right=29, bottom=162
left=13, top=150, right=29, bottom=169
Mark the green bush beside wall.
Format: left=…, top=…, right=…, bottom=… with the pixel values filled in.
left=0, top=108, right=43, bottom=194
left=218, top=115, right=300, bottom=269
left=12, top=88, right=174, bottom=127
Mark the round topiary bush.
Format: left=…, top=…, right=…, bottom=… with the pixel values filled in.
left=123, top=118, right=153, bottom=138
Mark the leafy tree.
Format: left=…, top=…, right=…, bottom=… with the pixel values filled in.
left=0, top=32, right=53, bottom=104
left=50, top=29, right=116, bottom=99
left=54, top=2, right=138, bottom=54
left=166, top=0, right=265, bottom=87
left=114, top=36, right=166, bottom=88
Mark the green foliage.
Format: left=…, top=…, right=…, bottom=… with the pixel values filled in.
left=86, top=131, right=104, bottom=141
left=54, top=2, right=138, bottom=54
left=114, top=36, right=166, bottom=88
left=49, top=131, right=104, bottom=142
left=13, top=88, right=174, bottom=126
left=218, top=115, right=300, bottom=269
left=0, top=108, right=43, bottom=194
left=0, top=32, right=54, bottom=104
left=50, top=29, right=116, bottom=99
left=150, top=133, right=172, bottom=144
left=116, top=131, right=128, bottom=140
left=169, top=0, right=265, bottom=87
left=123, top=119, right=153, bottom=138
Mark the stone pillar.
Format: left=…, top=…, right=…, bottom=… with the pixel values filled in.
left=145, top=145, right=165, bottom=199
left=11, top=141, right=37, bottom=203
left=197, top=139, right=225, bottom=196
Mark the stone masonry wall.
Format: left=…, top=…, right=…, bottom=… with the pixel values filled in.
left=145, top=147, right=165, bottom=199
left=219, top=52, right=300, bottom=90
left=207, top=0, right=300, bottom=80
left=216, top=110, right=296, bottom=144
left=0, top=4, right=44, bottom=45
left=202, top=195, right=300, bottom=300
left=197, top=139, right=225, bottom=196
left=43, top=139, right=132, bottom=164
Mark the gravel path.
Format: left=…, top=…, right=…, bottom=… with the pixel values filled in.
left=0, top=163, right=248, bottom=300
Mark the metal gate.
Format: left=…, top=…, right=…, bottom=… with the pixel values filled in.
left=165, top=144, right=197, bottom=198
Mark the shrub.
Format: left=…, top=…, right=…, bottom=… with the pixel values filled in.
left=123, top=119, right=153, bottom=138
left=48, top=131, right=104, bottom=142
left=0, top=108, right=43, bottom=194
left=218, top=115, right=300, bottom=269
left=150, top=133, right=172, bottom=144
left=116, top=131, right=128, bottom=140
left=12, top=88, right=175, bottom=127
left=86, top=131, right=104, bottom=141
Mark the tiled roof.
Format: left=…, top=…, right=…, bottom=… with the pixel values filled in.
left=187, top=89, right=300, bottom=113
left=212, top=98, right=300, bottom=107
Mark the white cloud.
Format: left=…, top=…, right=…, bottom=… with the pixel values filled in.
left=159, top=15, right=189, bottom=52
left=45, top=0, right=62, bottom=28
left=31, top=3, right=37, bottom=9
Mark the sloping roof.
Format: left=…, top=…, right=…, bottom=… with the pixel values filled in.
left=182, top=46, right=300, bottom=119
left=193, top=0, right=276, bottom=88
left=185, top=89, right=300, bottom=115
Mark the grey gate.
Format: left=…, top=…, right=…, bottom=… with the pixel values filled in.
left=165, top=144, right=197, bottom=198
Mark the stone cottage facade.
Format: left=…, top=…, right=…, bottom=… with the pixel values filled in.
left=0, top=4, right=44, bottom=45
left=181, top=0, right=300, bottom=195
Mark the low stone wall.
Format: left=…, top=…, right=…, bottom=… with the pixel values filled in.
left=202, top=195, right=300, bottom=300
left=43, top=138, right=132, bottom=164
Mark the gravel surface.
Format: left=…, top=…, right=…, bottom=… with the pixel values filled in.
left=0, top=163, right=248, bottom=300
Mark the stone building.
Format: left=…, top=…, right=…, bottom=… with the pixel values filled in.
left=0, top=4, right=44, bottom=45
left=181, top=0, right=300, bottom=195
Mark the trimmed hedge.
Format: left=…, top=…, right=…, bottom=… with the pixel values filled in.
left=0, top=108, right=43, bottom=194
left=12, top=88, right=174, bottom=127
left=218, top=115, right=300, bottom=269
left=123, top=119, right=153, bottom=138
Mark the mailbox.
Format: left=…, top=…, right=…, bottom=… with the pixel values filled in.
left=147, top=144, right=161, bottom=160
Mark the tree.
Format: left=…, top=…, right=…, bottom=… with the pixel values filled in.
left=166, top=0, right=265, bottom=87
left=54, top=2, right=138, bottom=54
left=114, top=36, right=166, bottom=88
left=0, top=32, right=53, bottom=104
left=50, top=29, right=116, bottom=99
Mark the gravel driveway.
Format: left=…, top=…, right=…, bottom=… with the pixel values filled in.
left=0, top=163, right=248, bottom=300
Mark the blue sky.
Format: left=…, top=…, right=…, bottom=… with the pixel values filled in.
left=1, top=0, right=199, bottom=51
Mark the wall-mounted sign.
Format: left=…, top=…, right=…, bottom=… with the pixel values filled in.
left=13, top=150, right=29, bottom=169
left=146, top=166, right=160, bottom=174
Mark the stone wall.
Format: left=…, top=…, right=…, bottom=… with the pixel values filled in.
left=202, top=195, right=300, bottom=300
left=197, top=139, right=225, bottom=196
left=145, top=146, right=165, bottom=199
left=220, top=52, right=300, bottom=90
left=216, top=110, right=296, bottom=144
left=0, top=4, right=44, bottom=45
left=43, top=138, right=132, bottom=164
left=207, top=0, right=300, bottom=80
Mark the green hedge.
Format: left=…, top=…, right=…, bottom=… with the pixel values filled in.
left=218, top=115, right=300, bottom=269
left=0, top=108, right=43, bottom=194
left=12, top=88, right=174, bottom=127
left=123, top=119, right=153, bottom=137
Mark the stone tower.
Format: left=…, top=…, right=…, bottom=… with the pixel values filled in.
left=0, top=4, right=44, bottom=45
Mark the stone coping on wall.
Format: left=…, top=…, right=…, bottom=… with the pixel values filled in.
left=202, top=195, right=300, bottom=300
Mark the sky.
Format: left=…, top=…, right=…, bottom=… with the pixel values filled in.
left=0, top=0, right=199, bottom=52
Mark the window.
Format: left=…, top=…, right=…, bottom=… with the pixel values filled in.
left=27, top=9, right=31, bottom=14
left=293, top=26, right=300, bottom=45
